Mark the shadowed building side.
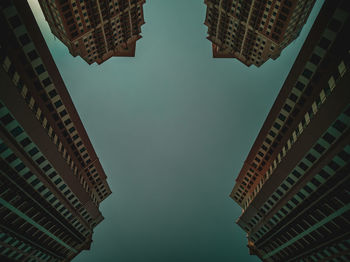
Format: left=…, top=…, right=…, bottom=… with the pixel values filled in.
left=230, top=0, right=350, bottom=261
left=0, top=0, right=111, bottom=260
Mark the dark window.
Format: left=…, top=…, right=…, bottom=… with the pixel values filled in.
left=297, top=192, right=306, bottom=200
left=298, top=161, right=308, bottom=171
left=1, top=114, right=14, bottom=125
left=9, top=15, right=22, bottom=28
left=303, top=185, right=313, bottom=194
left=338, top=150, right=350, bottom=162
left=10, top=126, right=23, bottom=137
left=328, top=18, right=342, bottom=32
left=54, top=100, right=63, bottom=108
left=43, top=164, right=52, bottom=172
left=281, top=183, right=289, bottom=191
left=314, top=143, right=326, bottom=154
left=333, top=120, right=347, bottom=133
left=28, top=147, right=39, bottom=156
left=15, top=162, right=25, bottom=172
left=319, top=37, right=331, bottom=49
left=305, top=153, right=316, bottom=163
left=292, top=170, right=301, bottom=178
left=311, top=178, right=321, bottom=187
left=42, top=78, right=52, bottom=87
left=295, top=81, right=305, bottom=91
left=273, top=122, right=281, bottom=130
left=283, top=104, right=292, bottom=112
left=20, top=137, right=31, bottom=147
left=318, top=169, right=330, bottom=180
left=286, top=177, right=295, bottom=185
left=6, top=153, right=17, bottom=163
left=31, top=179, right=40, bottom=186
left=302, top=69, right=313, bottom=79
left=278, top=114, right=286, bottom=121
left=328, top=160, right=340, bottom=171
left=69, top=127, right=76, bottom=133
left=35, top=156, right=45, bottom=165
left=19, top=34, right=31, bottom=45
left=24, top=171, right=34, bottom=180
left=288, top=93, right=298, bottom=102
left=54, top=178, right=62, bottom=185
left=64, top=119, right=72, bottom=125
left=27, top=50, right=39, bottom=61
left=322, top=132, right=336, bottom=144
left=48, top=89, right=57, bottom=98
left=310, top=54, right=321, bottom=65
left=59, top=110, right=67, bottom=117
left=35, top=64, right=45, bottom=75
left=49, top=171, right=57, bottom=179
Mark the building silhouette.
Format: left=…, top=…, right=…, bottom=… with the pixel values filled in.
left=38, top=0, right=145, bottom=65
left=230, top=0, right=350, bottom=260
left=0, top=0, right=111, bottom=260
left=204, top=0, right=316, bottom=67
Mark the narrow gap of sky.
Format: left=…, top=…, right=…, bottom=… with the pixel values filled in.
left=28, top=1, right=324, bottom=261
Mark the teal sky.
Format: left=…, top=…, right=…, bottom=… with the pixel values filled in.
left=28, top=1, right=323, bottom=261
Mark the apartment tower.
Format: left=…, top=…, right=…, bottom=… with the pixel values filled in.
left=204, top=0, right=316, bottom=67
left=230, top=0, right=350, bottom=261
left=38, top=0, right=145, bottom=64
left=0, top=0, right=111, bottom=260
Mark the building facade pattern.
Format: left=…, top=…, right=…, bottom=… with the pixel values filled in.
left=39, top=0, right=145, bottom=64
left=230, top=0, right=350, bottom=261
left=0, top=0, right=111, bottom=260
left=204, top=0, right=315, bottom=67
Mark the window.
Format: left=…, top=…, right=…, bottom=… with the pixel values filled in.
left=42, top=77, right=52, bottom=87
left=310, top=54, right=321, bottom=65
left=314, top=143, right=326, bottom=154
left=1, top=114, right=14, bottom=125
left=295, top=81, right=305, bottom=91
left=35, top=156, right=45, bottom=165
left=48, top=90, right=57, bottom=98
left=322, top=132, right=336, bottom=144
left=305, top=153, right=316, bottom=163
left=59, top=110, right=67, bottom=117
left=27, top=50, right=39, bottom=61
left=333, top=120, right=347, bottom=133
left=20, top=137, right=31, bottom=147
left=319, top=37, right=331, bottom=50
left=10, top=126, right=23, bottom=137
left=328, top=160, right=340, bottom=171
left=9, top=15, right=22, bottom=28
left=283, top=104, right=292, bottom=113
left=19, top=34, right=31, bottom=45
left=302, top=69, right=313, bottom=79
left=328, top=18, right=342, bottom=32
left=28, top=147, right=39, bottom=156
left=54, top=178, right=62, bottom=185
left=35, top=64, right=46, bottom=75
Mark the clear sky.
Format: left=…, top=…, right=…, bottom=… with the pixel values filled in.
left=28, top=1, right=323, bottom=261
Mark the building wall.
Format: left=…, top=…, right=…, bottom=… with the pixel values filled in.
left=230, top=0, right=350, bottom=261
left=204, top=0, right=316, bottom=67
left=0, top=0, right=111, bottom=260
left=38, top=0, right=145, bottom=64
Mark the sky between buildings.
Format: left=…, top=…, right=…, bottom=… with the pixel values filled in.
left=28, top=1, right=324, bottom=261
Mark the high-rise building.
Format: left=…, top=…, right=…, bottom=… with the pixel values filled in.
left=204, top=0, right=316, bottom=67
left=0, top=0, right=112, bottom=260
left=38, top=0, right=145, bottom=65
left=230, top=0, right=350, bottom=261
